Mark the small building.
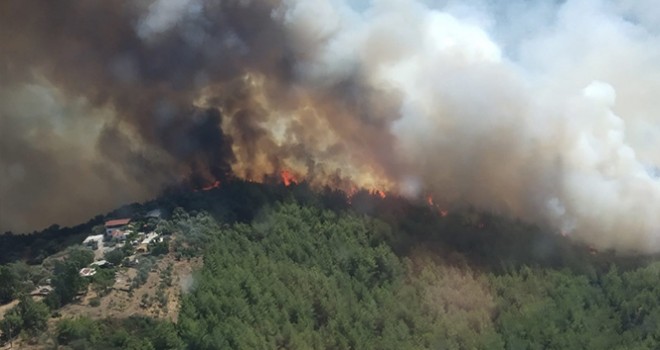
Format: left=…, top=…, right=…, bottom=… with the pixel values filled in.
left=90, top=260, right=114, bottom=269
left=83, top=234, right=104, bottom=244
left=79, top=267, right=97, bottom=277
left=141, top=232, right=160, bottom=245
left=83, top=234, right=104, bottom=249
left=135, top=232, right=161, bottom=253
left=110, top=229, right=128, bottom=241
left=105, top=218, right=131, bottom=236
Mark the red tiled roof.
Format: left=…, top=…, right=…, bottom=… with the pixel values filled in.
left=105, top=218, right=131, bottom=227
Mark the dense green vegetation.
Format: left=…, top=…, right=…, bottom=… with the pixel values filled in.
left=44, top=247, right=95, bottom=309
left=171, top=203, right=660, bottom=349
left=0, top=295, right=50, bottom=344
left=0, top=261, right=48, bottom=304
left=2, top=181, right=660, bottom=349
left=55, top=316, right=183, bottom=350
left=177, top=205, right=437, bottom=349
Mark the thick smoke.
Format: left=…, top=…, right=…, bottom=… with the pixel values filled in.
left=1, top=0, right=660, bottom=253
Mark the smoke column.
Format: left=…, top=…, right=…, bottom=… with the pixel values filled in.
left=1, top=0, right=660, bottom=253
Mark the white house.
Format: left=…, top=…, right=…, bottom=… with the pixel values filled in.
left=105, top=218, right=131, bottom=237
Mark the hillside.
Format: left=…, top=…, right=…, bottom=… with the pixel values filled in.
left=1, top=181, right=660, bottom=349
left=4, top=0, right=660, bottom=348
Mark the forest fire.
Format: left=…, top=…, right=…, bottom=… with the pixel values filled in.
left=1, top=0, right=659, bottom=256
left=198, top=180, right=221, bottom=192
left=280, top=170, right=298, bottom=187
left=426, top=195, right=449, bottom=217
left=5, top=1, right=660, bottom=348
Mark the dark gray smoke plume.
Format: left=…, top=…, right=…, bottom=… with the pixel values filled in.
left=0, top=0, right=281, bottom=231
left=1, top=0, right=660, bottom=253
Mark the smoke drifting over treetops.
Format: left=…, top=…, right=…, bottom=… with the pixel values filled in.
left=1, top=0, right=659, bottom=253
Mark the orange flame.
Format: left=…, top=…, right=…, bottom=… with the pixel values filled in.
left=346, top=186, right=358, bottom=204
left=373, top=189, right=386, bottom=199
left=280, top=170, right=298, bottom=186
left=426, top=194, right=449, bottom=217
left=200, top=180, right=221, bottom=191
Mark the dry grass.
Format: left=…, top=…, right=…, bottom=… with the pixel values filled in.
left=56, top=253, right=200, bottom=323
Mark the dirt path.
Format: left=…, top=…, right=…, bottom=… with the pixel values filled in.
left=0, top=299, right=19, bottom=321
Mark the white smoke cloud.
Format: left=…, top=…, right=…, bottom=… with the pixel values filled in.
left=275, top=0, right=660, bottom=253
